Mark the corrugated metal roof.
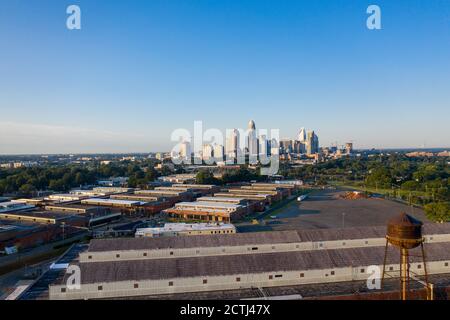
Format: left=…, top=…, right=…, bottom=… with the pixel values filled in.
left=87, top=224, right=450, bottom=252
left=77, top=242, right=450, bottom=284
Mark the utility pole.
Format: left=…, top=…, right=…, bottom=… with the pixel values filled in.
left=342, top=212, right=346, bottom=228
left=61, top=222, right=66, bottom=240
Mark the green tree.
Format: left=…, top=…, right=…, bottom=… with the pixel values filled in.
left=401, top=180, right=419, bottom=191
left=19, top=184, right=37, bottom=196
left=365, top=167, right=392, bottom=189
left=196, top=170, right=219, bottom=185
left=424, top=202, right=450, bottom=223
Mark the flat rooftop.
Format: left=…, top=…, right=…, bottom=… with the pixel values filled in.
left=110, top=194, right=159, bottom=201
left=86, top=223, right=450, bottom=252
left=0, top=201, right=35, bottom=213
left=214, top=193, right=269, bottom=199
left=137, top=223, right=235, bottom=234
left=135, top=190, right=186, bottom=196
left=0, top=211, right=76, bottom=220
left=75, top=242, right=450, bottom=284
left=81, top=198, right=144, bottom=206
left=171, top=184, right=216, bottom=189
left=48, top=193, right=86, bottom=198
left=197, top=196, right=246, bottom=202
left=45, top=204, right=106, bottom=210
left=175, top=201, right=242, bottom=209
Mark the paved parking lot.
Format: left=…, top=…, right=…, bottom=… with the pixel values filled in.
left=237, top=188, right=429, bottom=232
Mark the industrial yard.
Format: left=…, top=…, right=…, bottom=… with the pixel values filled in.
left=236, top=188, right=429, bottom=232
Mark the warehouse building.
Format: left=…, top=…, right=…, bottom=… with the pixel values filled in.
left=81, top=198, right=147, bottom=215
left=158, top=174, right=197, bottom=184
left=92, top=187, right=134, bottom=194
left=196, top=196, right=247, bottom=205
left=44, top=204, right=111, bottom=215
left=197, top=196, right=261, bottom=214
left=0, top=211, right=85, bottom=226
left=110, top=194, right=174, bottom=214
left=11, top=198, right=46, bottom=206
left=135, top=222, right=236, bottom=238
left=69, top=189, right=110, bottom=197
left=0, top=201, right=35, bottom=214
left=240, top=186, right=292, bottom=198
left=76, top=224, right=450, bottom=262
left=225, top=188, right=281, bottom=203
left=0, top=210, right=121, bottom=229
left=213, top=192, right=269, bottom=209
left=45, top=194, right=89, bottom=203
left=49, top=224, right=450, bottom=300
left=170, top=184, right=221, bottom=195
left=134, top=189, right=193, bottom=202
left=252, top=182, right=301, bottom=190
left=110, top=194, right=160, bottom=202
left=163, top=201, right=247, bottom=222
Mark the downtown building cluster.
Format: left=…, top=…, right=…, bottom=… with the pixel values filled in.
left=172, top=120, right=321, bottom=164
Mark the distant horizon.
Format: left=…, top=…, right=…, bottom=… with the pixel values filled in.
left=0, top=147, right=449, bottom=157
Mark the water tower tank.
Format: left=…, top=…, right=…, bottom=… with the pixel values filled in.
left=386, top=212, right=423, bottom=249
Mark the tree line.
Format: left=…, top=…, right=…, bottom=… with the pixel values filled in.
left=0, top=160, right=164, bottom=195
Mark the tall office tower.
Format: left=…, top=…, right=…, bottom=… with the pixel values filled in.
left=247, top=120, right=259, bottom=160
left=298, top=127, right=307, bottom=142
left=258, top=135, right=271, bottom=158
left=179, top=140, right=191, bottom=160
left=306, top=131, right=319, bottom=155
left=248, top=119, right=256, bottom=131
left=202, top=144, right=213, bottom=161
left=297, top=127, right=307, bottom=153
left=313, top=133, right=319, bottom=154
left=226, top=129, right=240, bottom=160
left=213, top=144, right=224, bottom=162
left=270, top=138, right=279, bottom=156
left=280, top=139, right=294, bottom=154
left=345, top=142, right=353, bottom=154
left=293, top=140, right=300, bottom=154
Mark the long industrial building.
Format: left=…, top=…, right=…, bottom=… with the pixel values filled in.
left=163, top=201, right=247, bottom=222
left=49, top=223, right=450, bottom=300
left=135, top=222, right=236, bottom=237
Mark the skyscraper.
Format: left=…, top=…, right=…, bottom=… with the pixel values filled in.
left=298, top=127, right=307, bottom=142
left=306, top=131, right=319, bottom=155
left=179, top=140, right=191, bottom=160
left=226, top=129, right=240, bottom=160
left=296, top=127, right=307, bottom=154
left=202, top=144, right=213, bottom=161
left=247, top=120, right=258, bottom=160
left=213, top=144, right=224, bottom=162
left=259, top=135, right=271, bottom=158
left=345, top=143, right=353, bottom=154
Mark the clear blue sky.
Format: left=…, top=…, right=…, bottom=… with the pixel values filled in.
left=1, top=0, right=449, bottom=154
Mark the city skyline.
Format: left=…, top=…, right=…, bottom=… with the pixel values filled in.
left=1, top=0, right=450, bottom=154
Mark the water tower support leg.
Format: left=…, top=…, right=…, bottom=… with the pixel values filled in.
left=399, top=249, right=403, bottom=300
left=381, top=239, right=389, bottom=287
left=420, top=242, right=431, bottom=300
left=401, top=248, right=408, bottom=300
